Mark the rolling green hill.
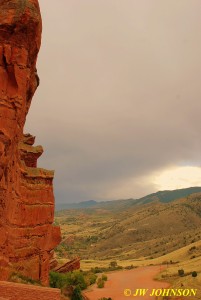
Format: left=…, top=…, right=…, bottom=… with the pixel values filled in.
left=55, top=187, right=201, bottom=262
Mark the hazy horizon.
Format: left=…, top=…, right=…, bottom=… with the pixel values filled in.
left=55, top=186, right=201, bottom=206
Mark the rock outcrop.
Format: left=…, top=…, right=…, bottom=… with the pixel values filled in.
left=0, top=0, right=61, bottom=285
left=0, top=281, right=61, bottom=300
left=54, top=257, right=81, bottom=274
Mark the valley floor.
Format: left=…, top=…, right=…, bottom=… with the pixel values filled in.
left=80, top=240, right=201, bottom=300
left=84, top=266, right=169, bottom=300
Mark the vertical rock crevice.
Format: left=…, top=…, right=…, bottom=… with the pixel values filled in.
left=0, top=0, right=61, bottom=285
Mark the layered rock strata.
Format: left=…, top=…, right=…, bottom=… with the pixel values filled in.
left=0, top=0, right=61, bottom=285
left=54, top=257, right=81, bottom=274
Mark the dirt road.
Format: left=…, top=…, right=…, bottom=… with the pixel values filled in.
left=84, top=266, right=169, bottom=300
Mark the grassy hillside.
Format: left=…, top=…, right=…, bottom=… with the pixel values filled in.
left=55, top=190, right=201, bottom=262
left=154, top=240, right=201, bottom=299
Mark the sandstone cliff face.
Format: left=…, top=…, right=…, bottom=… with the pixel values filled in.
left=0, top=0, right=61, bottom=285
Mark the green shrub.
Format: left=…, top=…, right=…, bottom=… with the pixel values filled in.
left=71, top=286, right=83, bottom=300
left=49, top=272, right=67, bottom=289
left=91, top=267, right=106, bottom=274
left=97, top=278, right=105, bottom=288
left=102, top=274, right=108, bottom=281
left=91, top=264, right=122, bottom=274
left=49, top=270, right=87, bottom=290
left=189, top=246, right=196, bottom=251
left=109, top=261, right=117, bottom=268
left=178, top=269, right=185, bottom=277
left=9, top=273, right=40, bottom=286
left=192, top=271, right=197, bottom=277
left=90, top=273, right=97, bottom=284
left=85, top=272, right=97, bottom=285
left=125, top=265, right=135, bottom=270
left=70, top=270, right=87, bottom=290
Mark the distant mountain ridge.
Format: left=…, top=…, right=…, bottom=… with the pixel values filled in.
left=55, top=187, right=201, bottom=261
left=56, top=186, right=201, bottom=211
left=56, top=200, right=97, bottom=210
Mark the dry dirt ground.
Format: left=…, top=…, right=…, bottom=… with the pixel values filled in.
left=84, top=266, right=169, bottom=300
left=80, top=240, right=201, bottom=300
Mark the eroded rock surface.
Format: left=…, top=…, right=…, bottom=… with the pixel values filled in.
left=0, top=0, right=61, bottom=285
left=54, top=257, right=81, bottom=274
left=0, top=281, right=61, bottom=300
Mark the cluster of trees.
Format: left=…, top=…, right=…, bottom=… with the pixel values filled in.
left=50, top=261, right=135, bottom=299
left=49, top=270, right=97, bottom=299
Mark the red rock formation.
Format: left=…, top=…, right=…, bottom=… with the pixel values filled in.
left=54, top=257, right=81, bottom=273
left=0, top=0, right=61, bottom=285
left=0, top=281, right=61, bottom=300
left=50, top=252, right=59, bottom=270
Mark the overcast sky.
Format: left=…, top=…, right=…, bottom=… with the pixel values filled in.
left=25, top=0, right=201, bottom=204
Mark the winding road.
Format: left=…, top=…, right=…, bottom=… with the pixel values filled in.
left=84, top=266, right=170, bottom=300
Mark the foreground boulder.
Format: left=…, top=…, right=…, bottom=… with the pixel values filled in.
left=0, top=0, right=61, bottom=285
left=0, top=281, right=61, bottom=300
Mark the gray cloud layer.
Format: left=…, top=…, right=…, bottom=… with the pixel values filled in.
left=25, top=0, right=201, bottom=203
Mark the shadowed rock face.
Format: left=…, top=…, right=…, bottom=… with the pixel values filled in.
left=0, top=0, right=61, bottom=285
left=54, top=257, right=81, bottom=274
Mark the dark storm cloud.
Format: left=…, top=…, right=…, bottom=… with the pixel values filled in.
left=25, top=0, right=201, bottom=203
